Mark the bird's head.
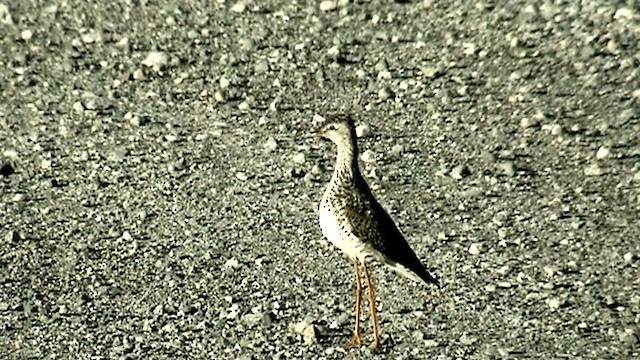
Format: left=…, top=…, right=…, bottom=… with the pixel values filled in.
left=317, top=115, right=356, bottom=148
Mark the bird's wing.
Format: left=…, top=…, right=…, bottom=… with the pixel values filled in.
left=344, top=178, right=439, bottom=286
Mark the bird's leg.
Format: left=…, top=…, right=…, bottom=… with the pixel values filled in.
left=344, top=259, right=363, bottom=348
left=363, top=263, right=380, bottom=350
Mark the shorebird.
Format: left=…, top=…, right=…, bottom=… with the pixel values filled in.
left=317, top=114, right=440, bottom=350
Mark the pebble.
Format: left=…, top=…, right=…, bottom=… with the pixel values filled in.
left=378, top=87, right=394, bottom=100
left=459, top=334, right=477, bottom=345
left=21, top=29, right=33, bottom=41
left=141, top=51, right=168, bottom=72
left=319, top=1, right=337, bottom=12
left=263, top=137, right=278, bottom=152
left=230, top=1, right=246, bottom=13
left=547, top=298, right=561, bottom=310
left=0, top=4, right=12, bottom=24
left=619, top=329, right=638, bottom=346
left=224, top=258, right=241, bottom=269
left=596, top=146, right=610, bottom=160
left=360, top=150, right=376, bottom=164
left=497, top=161, right=516, bottom=177
left=468, top=243, right=480, bottom=255
left=520, top=117, right=538, bottom=129
left=623, top=252, right=634, bottom=263
left=390, top=144, right=404, bottom=157
left=292, top=153, right=305, bottom=164
left=584, top=163, right=603, bottom=176
left=451, top=164, right=470, bottom=179
left=355, top=124, right=371, bottom=138
left=254, top=60, right=269, bottom=74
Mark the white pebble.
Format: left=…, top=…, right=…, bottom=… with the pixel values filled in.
left=547, top=298, right=561, bottom=310
left=468, top=243, right=480, bottom=255
left=391, top=144, right=404, bottom=157
left=584, top=163, right=603, bottom=176
left=319, top=1, right=337, bottom=12
left=550, top=124, right=563, bottom=136
left=224, top=258, right=240, bottom=269
left=230, top=1, right=246, bottom=13
left=21, top=29, right=33, bottom=41
left=360, top=150, right=376, bottom=164
left=355, top=124, right=371, bottom=138
left=141, top=51, right=168, bottom=72
left=623, top=252, right=634, bottom=263
left=263, top=137, right=278, bottom=151
left=596, top=146, right=610, bottom=159
left=292, top=153, right=305, bottom=164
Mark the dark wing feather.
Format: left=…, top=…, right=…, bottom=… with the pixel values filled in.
left=345, top=178, right=440, bottom=287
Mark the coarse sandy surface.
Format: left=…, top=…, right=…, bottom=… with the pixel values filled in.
left=1, top=1, right=639, bottom=359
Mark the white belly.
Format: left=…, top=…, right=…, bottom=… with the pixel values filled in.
left=319, top=205, right=367, bottom=261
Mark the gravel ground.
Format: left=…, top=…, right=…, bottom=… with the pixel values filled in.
left=1, top=1, right=639, bottom=359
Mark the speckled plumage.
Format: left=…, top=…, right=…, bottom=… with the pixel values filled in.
left=319, top=115, right=439, bottom=286
left=317, top=114, right=439, bottom=349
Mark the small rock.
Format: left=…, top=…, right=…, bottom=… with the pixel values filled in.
left=141, top=51, right=168, bottom=72
left=623, top=252, right=634, bottom=263
left=238, top=101, right=250, bottom=110
left=584, top=163, right=603, bottom=176
left=520, top=117, right=537, bottom=129
left=614, top=8, right=634, bottom=21
left=619, top=329, right=638, bottom=346
left=550, top=124, right=563, bottom=136
left=460, top=334, right=478, bottom=345
left=224, top=258, right=241, bottom=269
left=390, top=144, right=404, bottom=157
left=596, top=146, right=610, bottom=160
left=254, top=60, right=269, bottom=74
left=263, top=137, right=278, bottom=152
left=319, top=1, right=337, bottom=12
left=21, top=29, right=33, bottom=41
left=547, top=298, right=561, bottom=310
left=0, top=4, right=13, bottom=24
left=132, top=69, right=144, bottom=80
left=361, top=150, right=376, bottom=164
left=378, top=87, right=394, bottom=100
left=468, top=243, right=480, bottom=255
left=451, top=164, right=470, bottom=179
left=292, top=153, right=305, bottom=164
left=497, top=161, right=516, bottom=177
left=230, top=1, right=246, bottom=13
left=355, top=124, right=371, bottom=138
left=219, top=76, right=230, bottom=89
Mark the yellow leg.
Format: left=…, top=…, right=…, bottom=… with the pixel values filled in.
left=344, top=259, right=363, bottom=348
left=363, top=262, right=380, bottom=349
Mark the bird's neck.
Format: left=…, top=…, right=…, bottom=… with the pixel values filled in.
left=331, top=141, right=360, bottom=186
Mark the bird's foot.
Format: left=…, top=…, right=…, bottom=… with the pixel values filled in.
left=344, top=331, right=362, bottom=349
left=368, top=339, right=379, bottom=350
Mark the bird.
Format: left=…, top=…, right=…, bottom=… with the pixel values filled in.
left=317, top=114, right=440, bottom=350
